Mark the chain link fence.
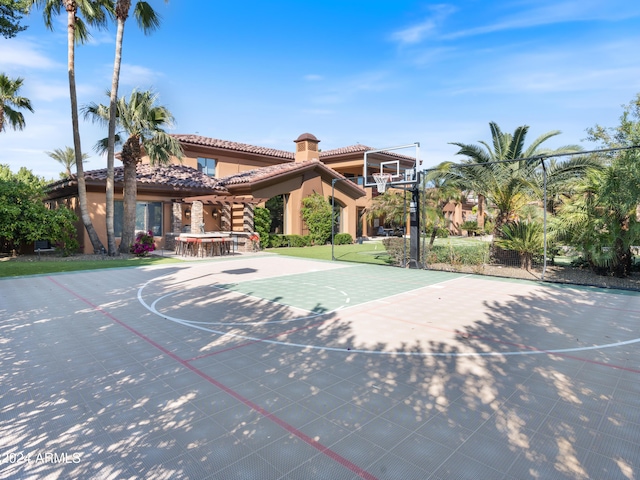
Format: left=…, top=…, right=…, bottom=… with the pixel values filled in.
left=380, top=150, right=640, bottom=291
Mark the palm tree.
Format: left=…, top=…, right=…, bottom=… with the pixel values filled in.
left=104, top=0, right=162, bottom=255
left=436, top=122, right=585, bottom=236
left=421, top=174, right=464, bottom=247
left=28, top=0, right=113, bottom=253
left=551, top=161, right=640, bottom=277
left=46, top=146, right=89, bottom=177
left=0, top=73, right=33, bottom=133
left=364, top=191, right=410, bottom=230
left=84, top=89, right=183, bottom=253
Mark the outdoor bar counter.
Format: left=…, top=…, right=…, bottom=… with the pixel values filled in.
left=175, top=232, right=235, bottom=257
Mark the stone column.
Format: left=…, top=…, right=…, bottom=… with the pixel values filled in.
left=172, top=202, right=183, bottom=234
left=221, top=204, right=232, bottom=231
left=243, top=204, right=255, bottom=232
left=190, top=201, right=204, bottom=234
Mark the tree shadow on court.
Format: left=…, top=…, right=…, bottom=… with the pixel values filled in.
left=306, top=284, right=637, bottom=479
left=2, top=268, right=638, bottom=479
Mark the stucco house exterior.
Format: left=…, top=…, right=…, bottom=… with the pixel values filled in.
left=46, top=132, right=418, bottom=254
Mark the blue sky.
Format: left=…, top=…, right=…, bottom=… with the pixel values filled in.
left=2, top=0, right=640, bottom=180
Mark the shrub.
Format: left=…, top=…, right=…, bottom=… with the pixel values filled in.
left=288, top=234, right=312, bottom=247
left=253, top=206, right=271, bottom=248
left=130, top=230, right=156, bottom=257
left=301, top=193, right=332, bottom=245
left=495, top=221, right=544, bottom=269
left=268, top=234, right=312, bottom=248
left=382, top=237, right=406, bottom=266
left=425, top=243, right=490, bottom=266
left=436, top=227, right=449, bottom=238
left=460, top=221, right=479, bottom=236
left=334, top=233, right=353, bottom=245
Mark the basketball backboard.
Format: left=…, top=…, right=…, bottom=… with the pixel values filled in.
left=363, top=143, right=419, bottom=191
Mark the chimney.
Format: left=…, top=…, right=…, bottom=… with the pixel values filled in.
left=293, top=133, right=320, bottom=162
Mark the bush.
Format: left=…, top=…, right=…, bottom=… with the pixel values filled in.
left=425, top=243, right=490, bottom=266
left=460, top=221, right=479, bottom=236
left=289, top=234, right=312, bottom=247
left=268, top=234, right=312, bottom=248
left=130, top=230, right=156, bottom=257
left=253, top=206, right=272, bottom=248
left=436, top=227, right=449, bottom=238
left=301, top=193, right=332, bottom=245
left=382, top=237, right=406, bottom=266
left=334, top=233, right=353, bottom=245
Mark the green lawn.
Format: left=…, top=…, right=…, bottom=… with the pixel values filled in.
left=0, top=256, right=180, bottom=278
left=268, top=241, right=393, bottom=265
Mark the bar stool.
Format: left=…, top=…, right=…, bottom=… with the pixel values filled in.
left=200, top=238, right=213, bottom=257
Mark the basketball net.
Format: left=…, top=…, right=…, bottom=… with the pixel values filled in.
left=373, top=173, right=392, bottom=193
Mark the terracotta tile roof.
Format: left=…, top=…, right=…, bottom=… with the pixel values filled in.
left=319, top=144, right=374, bottom=157
left=47, top=164, right=229, bottom=194
left=218, top=159, right=366, bottom=199
left=172, top=134, right=295, bottom=160
left=320, top=144, right=417, bottom=164
left=218, top=160, right=323, bottom=186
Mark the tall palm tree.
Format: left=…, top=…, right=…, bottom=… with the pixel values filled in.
left=104, top=0, right=163, bottom=256
left=28, top=0, right=113, bottom=253
left=0, top=73, right=33, bottom=133
left=435, top=122, right=585, bottom=235
left=46, top=146, right=89, bottom=177
left=84, top=89, right=183, bottom=253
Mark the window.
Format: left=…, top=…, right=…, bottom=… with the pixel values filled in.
left=115, top=201, right=163, bottom=237
left=197, top=157, right=217, bottom=177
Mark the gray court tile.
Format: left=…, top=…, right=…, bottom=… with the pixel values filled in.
left=182, top=432, right=255, bottom=472
left=248, top=390, right=295, bottom=414
left=210, top=402, right=263, bottom=432
left=432, top=451, right=506, bottom=480
left=456, top=431, right=521, bottom=473
left=368, top=451, right=433, bottom=480
left=331, top=432, right=389, bottom=469
left=210, top=455, right=284, bottom=480
left=579, top=451, right=637, bottom=480
left=255, top=434, right=325, bottom=475
left=271, top=403, right=318, bottom=429
left=415, top=414, right=474, bottom=449
left=591, top=433, right=640, bottom=465
left=355, top=416, right=413, bottom=448
left=298, top=416, right=350, bottom=447
left=389, top=434, right=453, bottom=473
left=283, top=452, right=363, bottom=480
left=231, top=416, right=289, bottom=450
left=605, top=399, right=640, bottom=427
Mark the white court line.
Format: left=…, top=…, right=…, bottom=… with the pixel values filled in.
left=137, top=269, right=640, bottom=357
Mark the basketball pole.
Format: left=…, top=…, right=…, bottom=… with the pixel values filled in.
left=408, top=177, right=421, bottom=269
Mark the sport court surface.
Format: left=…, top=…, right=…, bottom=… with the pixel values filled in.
left=1, top=255, right=639, bottom=479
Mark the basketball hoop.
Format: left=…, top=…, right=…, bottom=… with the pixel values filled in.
left=373, top=173, right=392, bottom=193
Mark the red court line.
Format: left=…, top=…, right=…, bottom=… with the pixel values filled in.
left=47, top=276, right=378, bottom=480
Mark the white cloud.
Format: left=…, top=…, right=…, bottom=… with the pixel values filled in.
left=309, top=71, right=397, bottom=106
left=0, top=38, right=60, bottom=70
left=443, top=0, right=640, bottom=40
left=117, top=63, right=163, bottom=88
left=390, top=4, right=457, bottom=45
